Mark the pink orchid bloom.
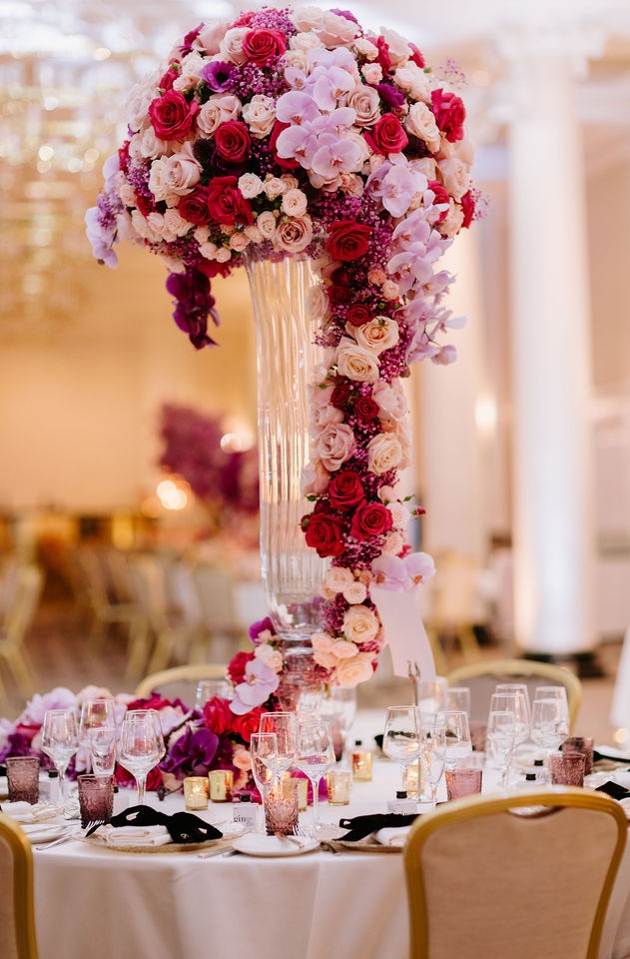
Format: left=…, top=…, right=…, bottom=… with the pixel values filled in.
left=230, top=659, right=280, bottom=715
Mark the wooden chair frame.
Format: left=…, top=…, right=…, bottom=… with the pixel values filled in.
left=0, top=813, right=39, bottom=959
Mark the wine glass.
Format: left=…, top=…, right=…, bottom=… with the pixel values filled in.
left=118, top=712, right=164, bottom=805
left=533, top=686, right=570, bottom=730
left=420, top=723, right=446, bottom=808
left=41, top=709, right=79, bottom=802
left=486, top=709, right=517, bottom=790
left=249, top=731, right=279, bottom=824
left=258, top=712, right=298, bottom=780
left=195, top=679, right=234, bottom=710
left=440, top=710, right=473, bottom=770
left=79, top=698, right=116, bottom=773
left=382, top=705, right=422, bottom=792
left=530, top=697, right=570, bottom=757
left=319, top=687, right=357, bottom=761
left=294, top=720, right=335, bottom=833
left=416, top=679, right=448, bottom=728
left=490, top=691, right=530, bottom=748
left=90, top=726, right=118, bottom=777
left=446, top=686, right=471, bottom=715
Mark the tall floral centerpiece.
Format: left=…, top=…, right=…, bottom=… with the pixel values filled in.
left=86, top=5, right=476, bottom=709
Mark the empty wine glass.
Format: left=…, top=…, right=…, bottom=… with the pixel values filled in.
left=294, top=720, right=335, bottom=833
left=319, top=687, right=357, bottom=760
left=258, top=712, right=298, bottom=779
left=533, top=686, right=570, bottom=729
left=530, top=697, right=569, bottom=757
left=195, top=680, right=234, bottom=710
left=382, top=705, right=422, bottom=791
left=446, top=687, right=471, bottom=715
left=249, top=732, right=279, bottom=822
left=440, top=710, right=473, bottom=770
left=487, top=709, right=517, bottom=790
left=90, top=726, right=118, bottom=777
left=118, top=711, right=164, bottom=805
left=420, top=723, right=446, bottom=808
left=417, top=679, right=448, bottom=727
left=79, top=698, right=116, bottom=773
left=490, top=691, right=529, bottom=748
left=41, top=709, right=79, bottom=802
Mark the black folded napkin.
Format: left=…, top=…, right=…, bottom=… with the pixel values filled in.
left=595, top=781, right=630, bottom=801
left=593, top=749, right=630, bottom=764
left=110, top=805, right=223, bottom=844
left=338, top=812, right=419, bottom=842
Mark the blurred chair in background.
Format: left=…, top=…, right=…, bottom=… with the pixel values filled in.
left=75, top=548, right=148, bottom=663
left=424, top=552, right=486, bottom=667
left=134, top=662, right=228, bottom=705
left=0, top=564, right=43, bottom=701
left=190, top=564, right=248, bottom=664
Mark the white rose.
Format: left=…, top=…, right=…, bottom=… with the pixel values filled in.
left=337, top=339, right=380, bottom=383
left=343, top=582, right=368, bottom=604
left=162, top=208, right=191, bottom=239
left=343, top=605, right=380, bottom=645
left=332, top=639, right=359, bottom=660
left=367, top=433, right=403, bottom=475
left=118, top=182, right=137, bottom=207
left=238, top=173, right=264, bottom=199
left=256, top=210, right=277, bottom=239
left=126, top=72, right=160, bottom=132
left=380, top=27, right=410, bottom=67
left=263, top=176, right=286, bottom=198
left=129, top=126, right=169, bottom=160
left=173, top=52, right=206, bottom=92
left=290, top=6, right=325, bottom=32
left=437, top=157, right=470, bottom=201
left=405, top=102, right=441, bottom=152
left=282, top=48, right=308, bottom=72
left=254, top=644, right=283, bottom=672
left=291, top=31, right=324, bottom=52
left=194, top=20, right=230, bottom=56
left=324, top=567, right=355, bottom=591
left=334, top=652, right=376, bottom=687
left=396, top=62, right=431, bottom=103
left=354, top=37, right=378, bottom=60
left=197, top=95, right=241, bottom=136
left=281, top=189, right=308, bottom=217
left=373, top=380, right=408, bottom=421
left=219, top=27, right=249, bottom=64
left=352, top=317, right=400, bottom=355
left=242, top=94, right=276, bottom=138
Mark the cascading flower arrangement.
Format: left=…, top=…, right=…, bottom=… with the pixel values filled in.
left=86, top=5, right=477, bottom=700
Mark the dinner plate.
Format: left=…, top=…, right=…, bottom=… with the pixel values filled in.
left=231, top=834, right=320, bottom=857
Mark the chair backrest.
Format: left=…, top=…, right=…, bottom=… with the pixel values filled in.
left=134, top=663, right=228, bottom=704
left=191, top=564, right=241, bottom=632
left=1, top=566, right=43, bottom=647
left=404, top=789, right=627, bottom=959
left=447, top=657, right=582, bottom=731
left=0, top=814, right=39, bottom=959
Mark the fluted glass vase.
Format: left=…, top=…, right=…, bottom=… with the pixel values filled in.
left=244, top=253, right=328, bottom=655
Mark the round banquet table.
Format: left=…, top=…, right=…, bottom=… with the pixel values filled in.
left=30, top=711, right=630, bottom=959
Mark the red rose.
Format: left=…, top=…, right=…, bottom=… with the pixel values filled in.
left=328, top=470, right=365, bottom=511
left=231, top=706, right=267, bottom=744
left=331, top=379, right=353, bottom=410
left=227, top=650, right=255, bottom=684
left=178, top=185, right=212, bottom=226
left=461, top=190, right=476, bottom=229
left=159, top=65, right=179, bottom=91
left=346, top=303, right=372, bottom=327
left=148, top=89, right=199, bottom=141
left=354, top=396, right=380, bottom=421
left=409, top=43, right=425, bottom=69
left=427, top=179, right=450, bottom=222
left=350, top=501, right=393, bottom=540
left=329, top=284, right=350, bottom=306
left=302, top=510, right=345, bottom=558
left=365, top=113, right=408, bottom=156
left=125, top=694, right=175, bottom=712
left=214, top=120, right=251, bottom=164
left=242, top=28, right=287, bottom=65
left=206, top=176, right=253, bottom=225
left=325, top=220, right=372, bottom=262
left=135, top=193, right=154, bottom=217
left=204, top=697, right=234, bottom=737
left=431, top=89, right=466, bottom=143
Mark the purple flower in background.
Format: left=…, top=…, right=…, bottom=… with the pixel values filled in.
left=200, top=60, right=234, bottom=92
left=160, top=725, right=219, bottom=779
left=0, top=731, right=35, bottom=763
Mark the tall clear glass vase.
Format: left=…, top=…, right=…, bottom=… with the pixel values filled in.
left=244, top=253, right=328, bottom=662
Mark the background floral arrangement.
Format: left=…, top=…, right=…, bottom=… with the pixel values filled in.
left=87, top=5, right=477, bottom=696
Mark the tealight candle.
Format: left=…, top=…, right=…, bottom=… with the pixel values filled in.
left=208, top=769, right=233, bottom=802
left=326, top=770, right=352, bottom=806
left=184, top=776, right=209, bottom=810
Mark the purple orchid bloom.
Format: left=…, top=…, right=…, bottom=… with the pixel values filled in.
left=166, top=269, right=219, bottom=350
left=160, top=725, right=219, bottom=779
left=231, top=659, right=280, bottom=715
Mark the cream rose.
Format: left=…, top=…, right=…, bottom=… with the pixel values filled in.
left=405, top=102, right=441, bottom=152
left=301, top=460, right=330, bottom=496
left=273, top=215, right=313, bottom=253
left=256, top=210, right=277, bottom=239
left=148, top=143, right=201, bottom=201
left=238, top=173, right=264, bottom=199
left=281, top=189, right=308, bottom=217
left=353, top=317, right=400, bottom=355
left=347, top=85, right=380, bottom=127
left=343, top=605, right=380, bottom=645
left=306, top=283, right=330, bottom=323
left=219, top=26, right=249, bottom=64
left=373, top=380, right=408, bottom=421
left=162, top=208, right=192, bottom=240
left=263, top=176, right=286, bottom=198
left=336, top=339, right=380, bottom=383
left=367, top=433, right=403, bottom=475
left=324, top=567, right=355, bottom=592
left=354, top=37, right=378, bottom=60
left=229, top=232, right=250, bottom=252
left=312, top=422, right=355, bottom=472
left=343, top=581, right=368, bottom=604
left=311, top=631, right=338, bottom=669
left=129, top=126, right=170, bottom=160
left=197, top=95, right=241, bottom=135
left=125, top=72, right=160, bottom=132
left=440, top=202, right=465, bottom=238
left=317, top=10, right=360, bottom=48
left=361, top=63, right=383, bottom=85
left=194, top=20, right=230, bottom=56
left=232, top=746, right=252, bottom=771
left=243, top=95, right=276, bottom=138
left=254, top=644, right=283, bottom=673
left=173, top=52, right=206, bottom=92
left=437, top=157, right=470, bottom=202
left=332, top=639, right=359, bottom=659
left=380, top=27, right=410, bottom=67
left=334, top=652, right=376, bottom=687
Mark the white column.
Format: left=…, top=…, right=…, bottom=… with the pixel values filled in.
left=505, top=35, right=598, bottom=657
left=416, top=226, right=488, bottom=560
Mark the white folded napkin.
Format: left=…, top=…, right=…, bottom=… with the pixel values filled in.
left=2, top=801, right=38, bottom=822
left=95, top=824, right=172, bottom=847
left=374, top=826, right=412, bottom=847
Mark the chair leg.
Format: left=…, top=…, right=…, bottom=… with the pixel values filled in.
left=3, top=647, right=36, bottom=699
left=125, top=619, right=152, bottom=682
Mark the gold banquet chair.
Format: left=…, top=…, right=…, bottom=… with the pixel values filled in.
left=447, top=657, right=582, bottom=732
left=134, top=662, right=228, bottom=705
left=0, top=813, right=40, bottom=959
left=404, top=789, right=627, bottom=959
left=0, top=564, right=43, bottom=701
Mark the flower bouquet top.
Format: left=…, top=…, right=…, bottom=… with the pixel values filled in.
left=86, top=5, right=477, bottom=692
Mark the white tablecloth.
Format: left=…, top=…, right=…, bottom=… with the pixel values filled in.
left=30, top=711, right=630, bottom=959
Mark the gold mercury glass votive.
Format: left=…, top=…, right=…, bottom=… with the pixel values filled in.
left=208, top=769, right=233, bottom=802
left=184, top=776, right=209, bottom=810
left=403, top=760, right=421, bottom=800
left=281, top=774, right=308, bottom=811
left=326, top=769, right=352, bottom=806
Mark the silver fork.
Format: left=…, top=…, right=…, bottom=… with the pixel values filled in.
left=34, top=821, right=100, bottom=851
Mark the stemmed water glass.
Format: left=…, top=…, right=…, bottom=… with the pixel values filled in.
left=78, top=698, right=116, bottom=773
left=493, top=685, right=531, bottom=745
left=41, top=708, right=80, bottom=802
left=319, top=687, right=357, bottom=761
left=382, top=705, right=422, bottom=792
left=249, top=731, right=279, bottom=827
left=294, top=720, right=335, bottom=833
left=420, top=723, right=446, bottom=808
left=118, top=711, right=165, bottom=805
left=530, top=697, right=569, bottom=757
left=533, top=686, right=570, bottom=731
left=486, top=709, right=517, bottom=790
left=90, top=726, right=118, bottom=776
left=258, top=712, right=298, bottom=781
left=440, top=710, right=473, bottom=770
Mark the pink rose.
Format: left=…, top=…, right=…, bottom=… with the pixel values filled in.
left=148, top=90, right=199, bottom=141
left=431, top=89, right=466, bottom=143
left=242, top=28, right=287, bottom=65
left=313, top=422, right=355, bottom=472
